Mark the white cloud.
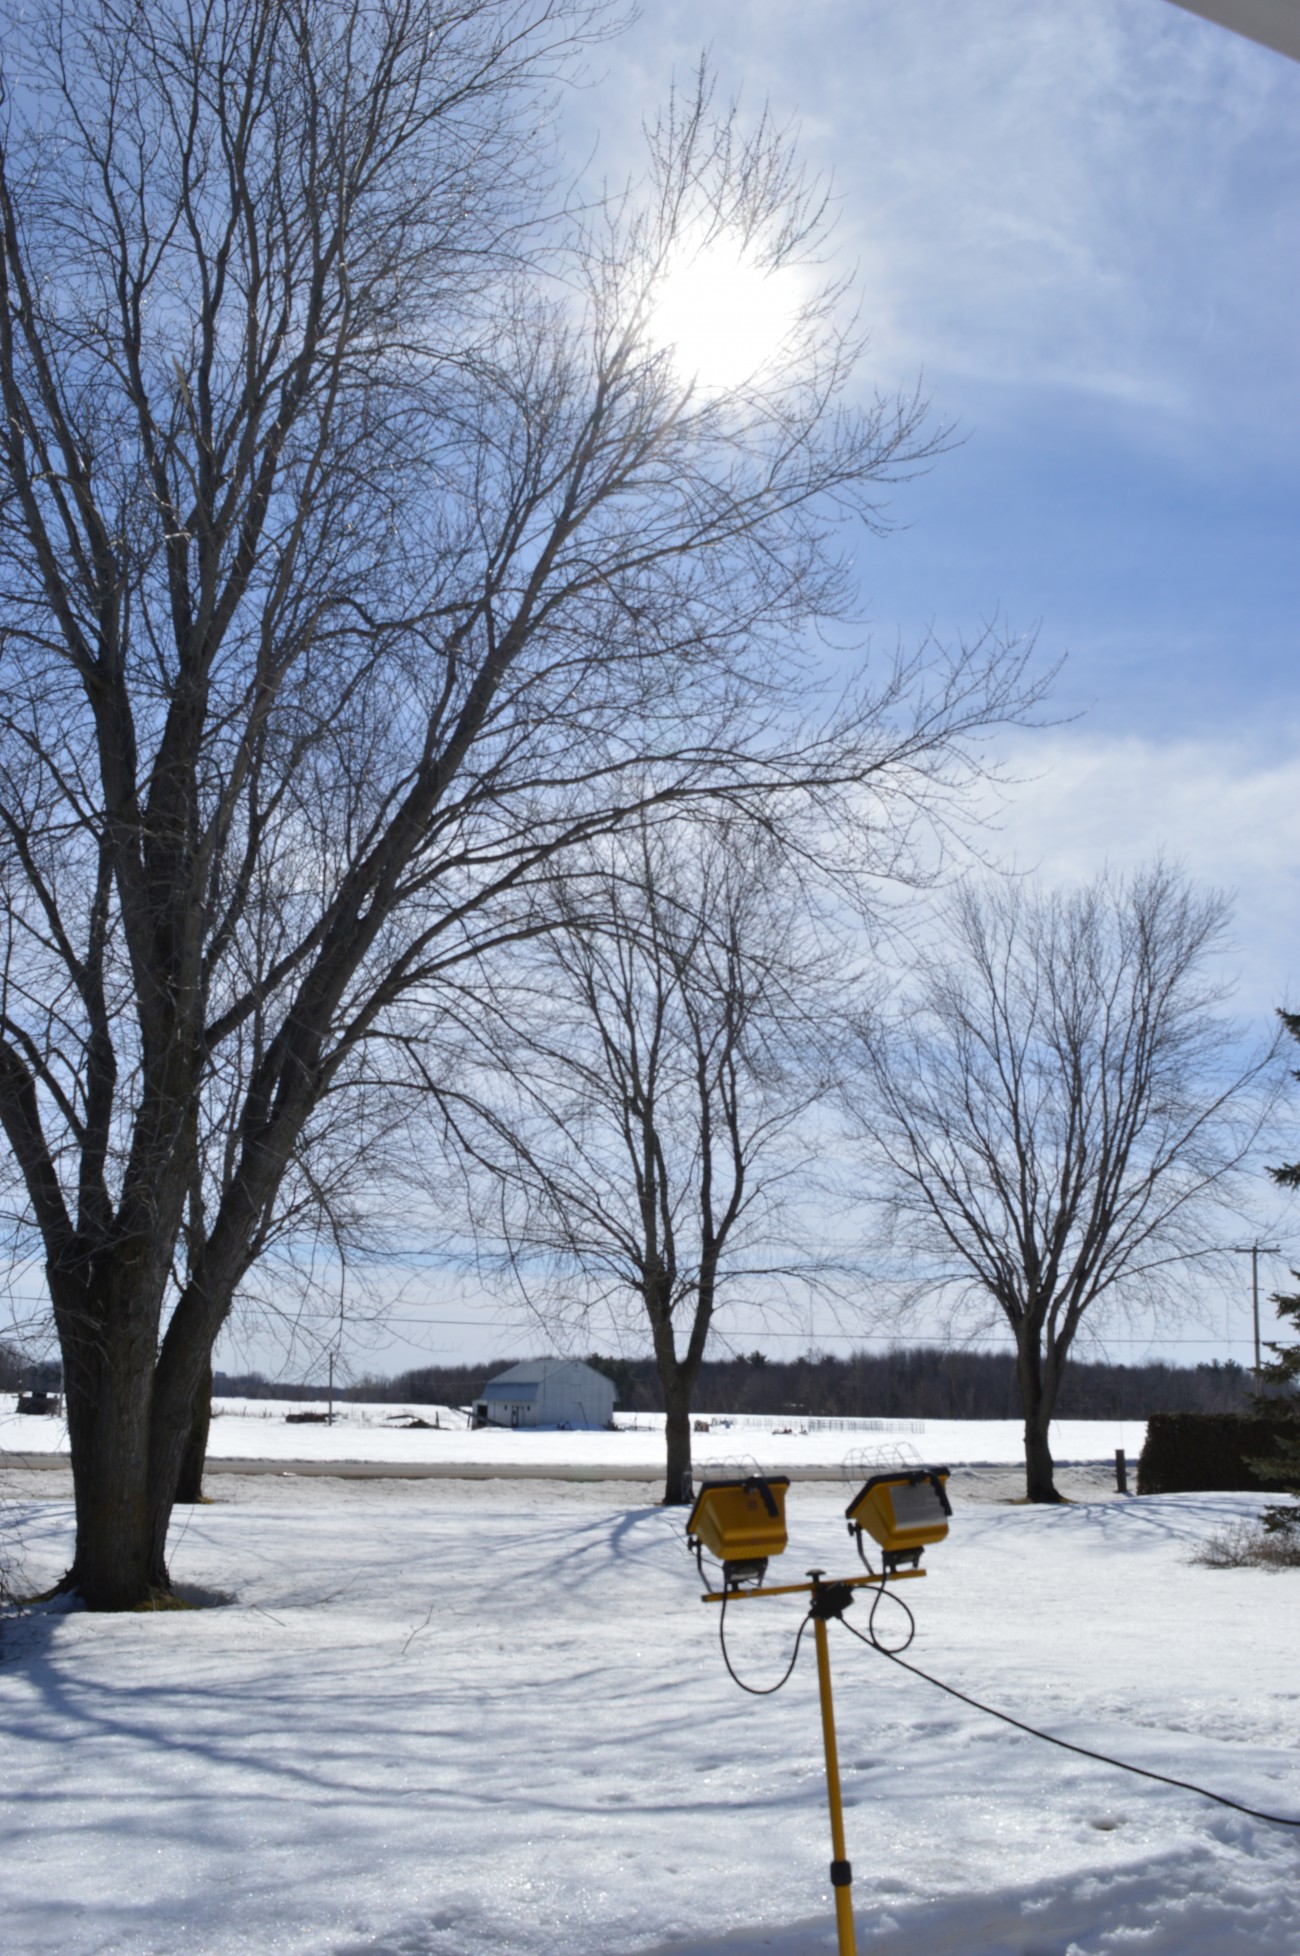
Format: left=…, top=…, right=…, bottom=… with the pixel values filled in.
left=986, top=727, right=1300, bottom=1020
left=587, top=0, right=1300, bottom=441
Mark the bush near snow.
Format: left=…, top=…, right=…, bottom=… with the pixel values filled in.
left=1137, top=1413, right=1295, bottom=1494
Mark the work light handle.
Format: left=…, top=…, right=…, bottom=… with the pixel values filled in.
left=742, top=1474, right=780, bottom=1518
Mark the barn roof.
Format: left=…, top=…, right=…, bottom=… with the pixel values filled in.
left=483, top=1359, right=610, bottom=1389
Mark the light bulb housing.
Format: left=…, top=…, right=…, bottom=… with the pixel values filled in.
left=845, top=1467, right=951, bottom=1572
left=687, top=1474, right=791, bottom=1586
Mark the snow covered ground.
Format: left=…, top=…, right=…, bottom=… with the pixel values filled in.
left=0, top=1397, right=1151, bottom=1476
left=2, top=1464, right=1298, bottom=1955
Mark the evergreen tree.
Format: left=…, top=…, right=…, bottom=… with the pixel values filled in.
left=1254, top=1011, right=1300, bottom=1534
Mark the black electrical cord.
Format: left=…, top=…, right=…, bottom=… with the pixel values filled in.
left=865, top=1579, right=916, bottom=1654
left=718, top=1588, right=812, bottom=1696
left=839, top=1617, right=1300, bottom=1830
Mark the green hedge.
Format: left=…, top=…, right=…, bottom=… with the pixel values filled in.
left=1137, top=1413, right=1294, bottom=1495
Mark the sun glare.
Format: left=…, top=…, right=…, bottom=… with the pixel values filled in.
left=648, top=246, right=803, bottom=393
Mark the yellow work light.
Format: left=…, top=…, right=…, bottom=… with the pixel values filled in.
left=845, top=1466, right=951, bottom=1574
left=686, top=1472, right=790, bottom=1589
left=690, top=1462, right=944, bottom=1956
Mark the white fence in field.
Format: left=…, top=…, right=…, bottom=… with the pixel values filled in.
left=703, top=1423, right=918, bottom=1439
left=670, top=1412, right=927, bottom=1435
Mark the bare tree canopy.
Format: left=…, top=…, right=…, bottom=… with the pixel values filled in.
left=436, top=817, right=843, bottom=1502
left=851, top=865, right=1277, bottom=1501
left=0, top=0, right=1040, bottom=1606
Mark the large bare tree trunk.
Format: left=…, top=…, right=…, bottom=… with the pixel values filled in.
left=53, top=1243, right=227, bottom=1603
left=1016, top=1338, right=1063, bottom=1503
left=652, top=1296, right=699, bottom=1504
left=662, top=1376, right=695, bottom=1506
left=176, top=1354, right=214, bottom=1506
left=649, top=1254, right=712, bottom=1504
left=1023, top=1414, right=1061, bottom=1505
left=62, top=1319, right=171, bottom=1607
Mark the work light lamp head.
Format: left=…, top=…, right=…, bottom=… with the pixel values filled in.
left=686, top=1472, right=790, bottom=1590
left=845, top=1466, right=952, bottom=1575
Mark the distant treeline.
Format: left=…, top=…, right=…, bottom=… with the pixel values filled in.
left=3, top=1338, right=1257, bottom=1419
left=0, top=1341, right=62, bottom=1392
left=214, top=1346, right=1256, bottom=1420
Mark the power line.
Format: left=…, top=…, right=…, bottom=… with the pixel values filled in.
left=6, top=1292, right=1266, bottom=1353
left=260, top=1317, right=1266, bottom=1348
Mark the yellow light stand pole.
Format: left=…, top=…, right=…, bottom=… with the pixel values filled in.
left=809, top=1573, right=857, bottom=1956
left=703, top=1566, right=925, bottom=1956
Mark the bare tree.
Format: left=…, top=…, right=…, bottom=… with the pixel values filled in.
left=440, top=817, right=844, bottom=1502
left=851, top=865, right=1277, bottom=1501
left=0, top=0, right=1041, bottom=1608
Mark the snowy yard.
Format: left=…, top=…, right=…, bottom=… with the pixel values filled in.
left=0, top=1398, right=1153, bottom=1476
left=2, top=1462, right=1298, bottom=1955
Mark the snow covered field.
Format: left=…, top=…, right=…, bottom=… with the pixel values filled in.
left=2, top=1465, right=1298, bottom=1955
left=0, top=1397, right=1152, bottom=1476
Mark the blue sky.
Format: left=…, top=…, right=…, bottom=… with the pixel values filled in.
left=215, top=0, right=1300, bottom=1385
left=527, top=1, right=1300, bottom=1118
left=599, top=3, right=1298, bottom=735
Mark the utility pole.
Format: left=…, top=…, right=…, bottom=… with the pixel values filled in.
left=1231, top=1244, right=1281, bottom=1385
left=327, top=1348, right=336, bottom=1426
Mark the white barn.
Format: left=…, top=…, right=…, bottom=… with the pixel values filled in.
left=473, top=1359, right=616, bottom=1431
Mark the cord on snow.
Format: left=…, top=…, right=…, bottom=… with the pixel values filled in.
left=838, top=1618, right=1300, bottom=1830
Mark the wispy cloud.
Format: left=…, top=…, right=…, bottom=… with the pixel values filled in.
left=987, top=727, right=1300, bottom=1021
left=591, top=0, right=1300, bottom=440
